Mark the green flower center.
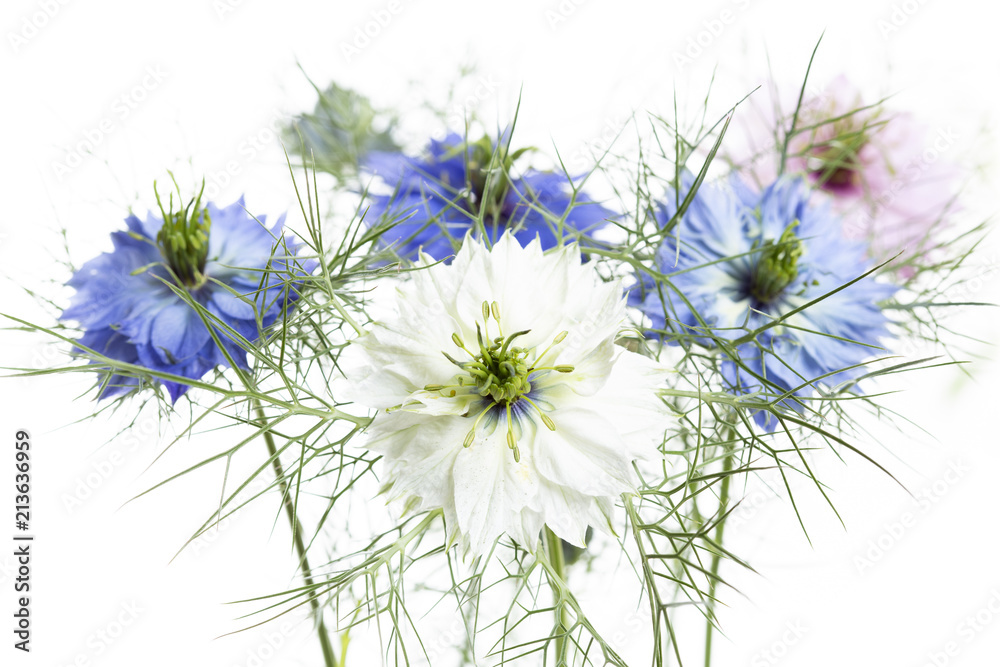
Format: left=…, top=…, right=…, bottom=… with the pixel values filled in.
left=432, top=301, right=571, bottom=462
left=749, top=221, right=804, bottom=304
left=154, top=179, right=212, bottom=288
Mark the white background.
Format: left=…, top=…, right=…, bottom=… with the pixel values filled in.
left=2, top=0, right=999, bottom=666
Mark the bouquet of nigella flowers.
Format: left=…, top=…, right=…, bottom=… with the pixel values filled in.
left=6, top=40, right=989, bottom=667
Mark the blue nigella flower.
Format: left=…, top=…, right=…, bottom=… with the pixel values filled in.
left=60, top=187, right=306, bottom=403
left=361, top=132, right=615, bottom=260
left=630, top=172, right=896, bottom=429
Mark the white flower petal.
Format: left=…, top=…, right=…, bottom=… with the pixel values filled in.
left=343, top=233, right=673, bottom=555
left=453, top=426, right=541, bottom=553
left=532, top=483, right=603, bottom=547
left=589, top=349, right=672, bottom=451
left=529, top=405, right=636, bottom=497
left=365, top=412, right=465, bottom=506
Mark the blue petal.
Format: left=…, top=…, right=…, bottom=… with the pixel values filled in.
left=62, top=197, right=307, bottom=402
left=150, top=302, right=212, bottom=365
left=75, top=328, right=144, bottom=399
left=636, top=170, right=897, bottom=427
left=207, top=200, right=280, bottom=270
left=361, top=138, right=617, bottom=261
left=209, top=284, right=259, bottom=321
left=502, top=171, right=615, bottom=247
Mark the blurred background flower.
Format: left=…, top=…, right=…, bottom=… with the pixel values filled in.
left=285, top=80, right=400, bottom=182
left=4, top=1, right=996, bottom=664
left=729, top=76, right=963, bottom=277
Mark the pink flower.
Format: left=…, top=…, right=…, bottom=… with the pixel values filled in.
left=728, top=76, right=962, bottom=277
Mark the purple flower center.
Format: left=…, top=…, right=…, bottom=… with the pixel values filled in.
left=805, top=141, right=864, bottom=194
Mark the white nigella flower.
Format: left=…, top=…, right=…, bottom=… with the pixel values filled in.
left=340, top=234, right=669, bottom=554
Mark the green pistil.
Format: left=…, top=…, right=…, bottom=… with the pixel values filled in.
left=439, top=301, right=571, bottom=461
left=750, top=221, right=804, bottom=304
left=154, top=177, right=212, bottom=288
left=470, top=323, right=532, bottom=404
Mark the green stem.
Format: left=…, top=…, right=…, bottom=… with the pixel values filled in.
left=254, top=399, right=338, bottom=667
left=543, top=527, right=570, bottom=666
left=704, top=435, right=735, bottom=667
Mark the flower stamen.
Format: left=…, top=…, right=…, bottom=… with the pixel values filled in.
left=523, top=396, right=557, bottom=432
left=464, top=401, right=498, bottom=448
left=528, top=365, right=575, bottom=374
left=491, top=301, right=504, bottom=337
left=533, top=330, right=568, bottom=367
left=505, top=402, right=520, bottom=462
left=423, top=383, right=459, bottom=397
left=438, top=301, right=579, bottom=460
